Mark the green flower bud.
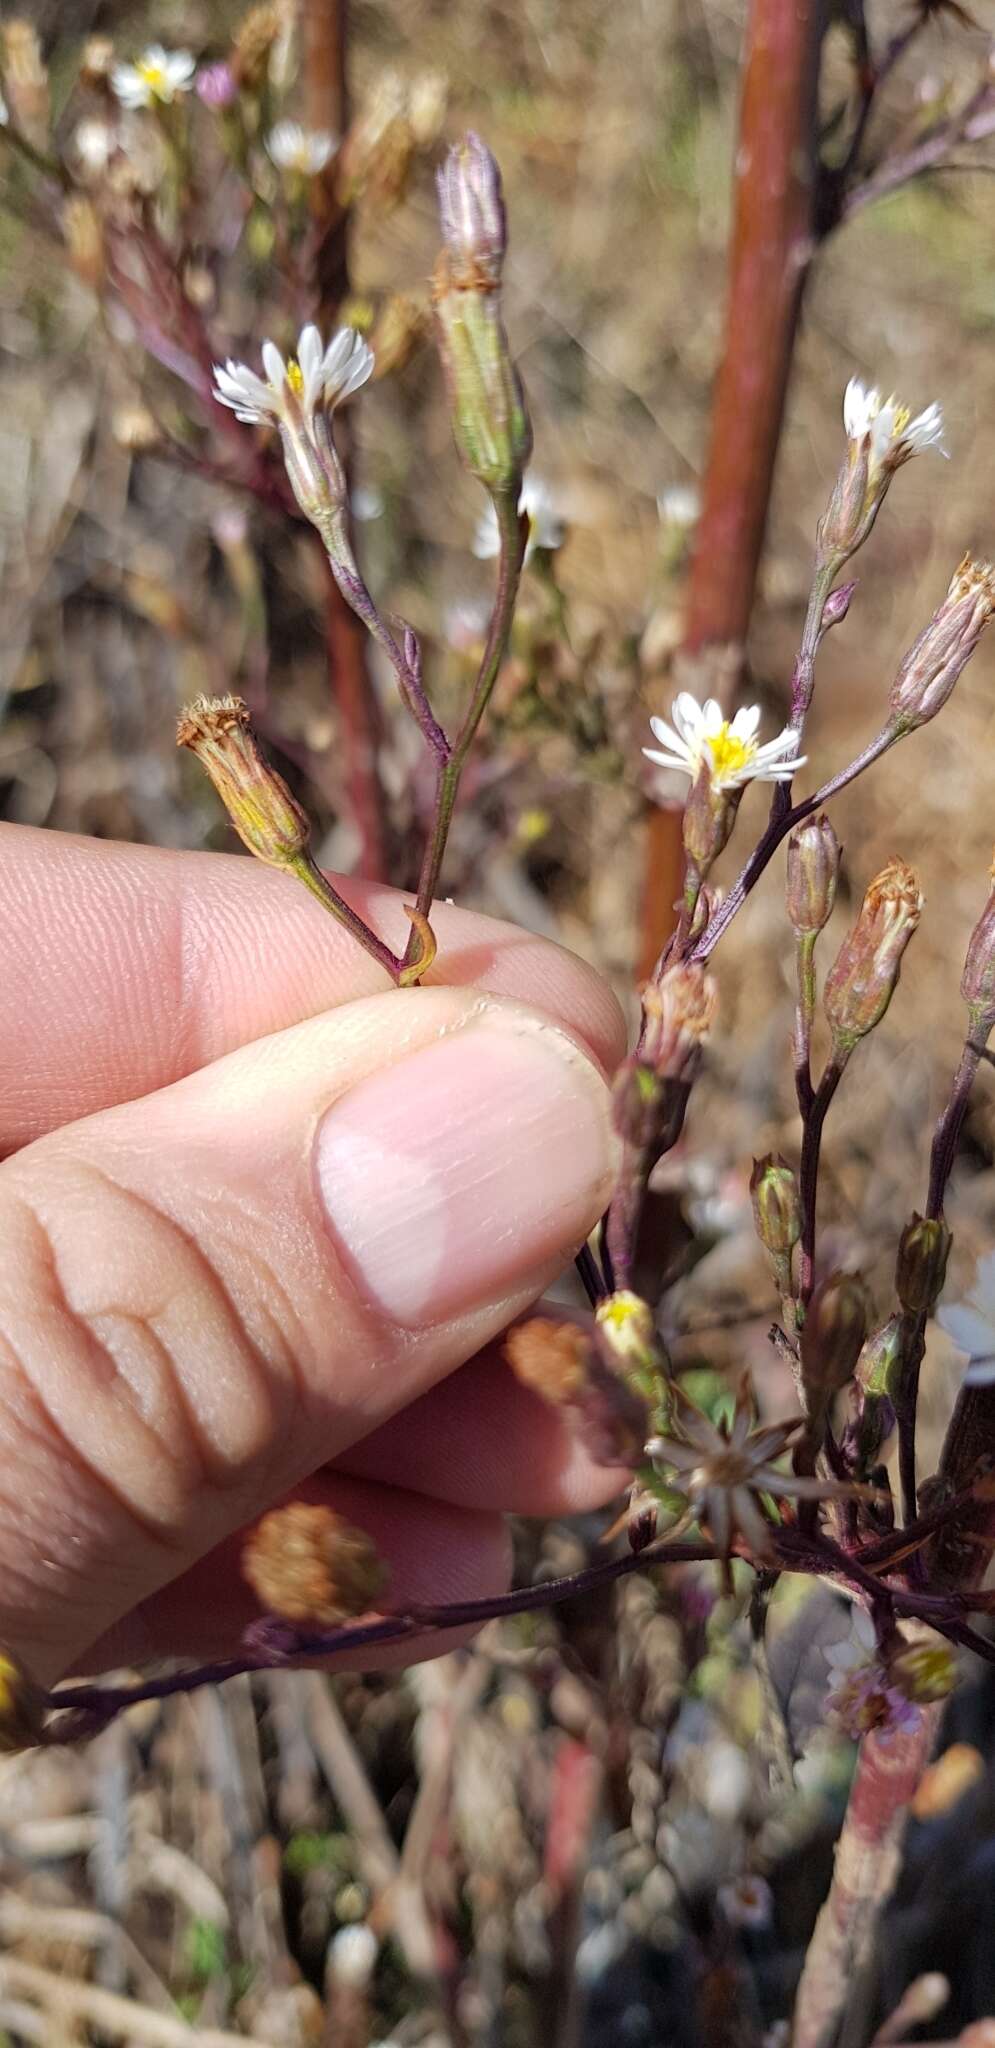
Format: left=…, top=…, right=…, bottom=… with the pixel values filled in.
left=857, top=1314, right=903, bottom=1398
left=433, top=139, right=530, bottom=493
left=895, top=1214, right=952, bottom=1316
left=800, top=1271, right=871, bottom=1401
left=750, top=1154, right=801, bottom=1257
left=890, top=1636, right=958, bottom=1706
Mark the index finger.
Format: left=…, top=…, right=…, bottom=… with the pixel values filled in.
left=0, top=824, right=626, bottom=1151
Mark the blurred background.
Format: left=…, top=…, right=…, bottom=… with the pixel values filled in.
left=3, top=1, right=995, bottom=2042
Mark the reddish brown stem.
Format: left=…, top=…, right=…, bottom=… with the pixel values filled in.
left=640, top=0, right=822, bottom=976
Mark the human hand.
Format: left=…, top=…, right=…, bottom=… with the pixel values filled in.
left=0, top=825, right=623, bottom=1688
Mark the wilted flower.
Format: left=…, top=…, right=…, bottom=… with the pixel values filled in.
left=243, top=1504, right=386, bottom=1627
left=474, top=475, right=563, bottom=562
left=267, top=120, right=337, bottom=174
left=823, top=858, right=923, bottom=1052
left=646, top=1372, right=858, bottom=1573
left=644, top=696, right=804, bottom=794
left=111, top=44, right=196, bottom=109
left=641, top=962, right=718, bottom=1079
left=177, top=694, right=312, bottom=869
left=196, top=62, right=238, bottom=108
left=938, top=1248, right=995, bottom=1385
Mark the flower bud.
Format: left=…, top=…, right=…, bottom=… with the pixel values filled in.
left=436, top=131, right=506, bottom=287
left=889, top=557, right=995, bottom=733
left=961, top=855, right=995, bottom=1032
left=889, top=1635, right=958, bottom=1706
left=786, top=814, right=841, bottom=935
left=750, top=1155, right=801, bottom=1257
left=823, top=858, right=923, bottom=1051
left=800, top=1271, right=870, bottom=1401
left=821, top=580, right=857, bottom=632
left=595, top=1291, right=658, bottom=1369
left=244, top=1505, right=386, bottom=1628
left=433, top=136, right=530, bottom=494
left=177, top=695, right=312, bottom=869
left=895, top=1213, right=952, bottom=1315
left=641, top=963, right=718, bottom=1081
left=858, top=1314, right=903, bottom=1398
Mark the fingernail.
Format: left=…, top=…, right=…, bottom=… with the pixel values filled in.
left=315, top=1011, right=614, bottom=1327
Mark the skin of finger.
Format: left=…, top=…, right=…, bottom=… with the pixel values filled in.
left=0, top=825, right=626, bottom=1151
left=0, top=987, right=616, bottom=1684
left=77, top=1474, right=512, bottom=1675
left=334, top=1346, right=628, bottom=1516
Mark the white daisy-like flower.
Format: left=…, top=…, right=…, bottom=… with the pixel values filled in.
left=643, top=694, right=805, bottom=794
left=843, top=377, right=946, bottom=477
left=473, top=475, right=565, bottom=564
left=212, top=323, right=374, bottom=427
left=111, top=44, right=196, bottom=110
left=938, top=1249, right=995, bottom=1385
left=266, top=120, right=337, bottom=175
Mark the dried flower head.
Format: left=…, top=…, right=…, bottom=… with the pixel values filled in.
left=111, top=44, right=196, bottom=109
left=267, top=120, right=337, bottom=174
left=823, top=858, right=923, bottom=1051
left=644, top=695, right=804, bottom=794
left=641, top=962, right=718, bottom=1080
left=505, top=1318, right=590, bottom=1405
left=244, top=1504, right=386, bottom=1627
left=646, top=1372, right=857, bottom=1572
left=889, top=556, right=995, bottom=733
left=177, top=694, right=312, bottom=869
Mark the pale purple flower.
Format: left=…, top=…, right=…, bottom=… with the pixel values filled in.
left=196, top=62, right=237, bottom=109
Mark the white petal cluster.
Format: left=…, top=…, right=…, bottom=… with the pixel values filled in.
left=938, top=1248, right=995, bottom=1385
left=212, top=324, right=374, bottom=427
left=111, top=44, right=196, bottom=109
left=267, top=121, right=337, bottom=175
left=473, top=474, right=565, bottom=563
left=643, top=694, right=804, bottom=793
left=843, top=377, right=946, bottom=475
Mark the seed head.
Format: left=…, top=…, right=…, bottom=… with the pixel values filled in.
left=177, top=695, right=312, bottom=869
left=505, top=1318, right=589, bottom=1405
left=243, top=1505, right=386, bottom=1627
left=823, top=859, right=923, bottom=1051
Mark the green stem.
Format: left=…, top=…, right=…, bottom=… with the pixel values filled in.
left=290, top=853, right=402, bottom=980
left=402, top=490, right=525, bottom=967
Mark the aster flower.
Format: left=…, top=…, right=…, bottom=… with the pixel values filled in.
left=824, top=1608, right=923, bottom=1742
left=473, top=474, right=564, bottom=563
left=646, top=1372, right=859, bottom=1576
left=111, top=45, right=196, bottom=110
left=843, top=377, right=946, bottom=479
left=267, top=120, right=337, bottom=175
left=938, top=1248, right=995, bottom=1385
left=643, top=695, right=805, bottom=794
left=213, top=323, right=373, bottom=429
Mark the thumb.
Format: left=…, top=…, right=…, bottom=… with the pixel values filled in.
left=0, top=986, right=616, bottom=1683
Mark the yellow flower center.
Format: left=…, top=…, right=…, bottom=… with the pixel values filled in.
left=285, top=359, right=305, bottom=398
left=705, top=726, right=755, bottom=785
left=137, top=60, right=167, bottom=93
left=891, top=404, right=911, bottom=440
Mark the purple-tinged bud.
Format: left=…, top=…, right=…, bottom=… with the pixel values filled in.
left=177, top=695, right=311, bottom=869
left=823, top=859, right=923, bottom=1052
left=800, top=1271, right=871, bottom=1402
left=960, top=855, right=995, bottom=1032
left=895, top=1213, right=952, bottom=1316
left=641, top=963, right=718, bottom=1082
left=889, top=556, right=995, bottom=734
left=196, top=60, right=237, bottom=107
left=821, top=580, right=857, bottom=632
left=436, top=131, right=506, bottom=287
left=786, top=814, right=841, bottom=935
left=750, top=1155, right=801, bottom=1257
